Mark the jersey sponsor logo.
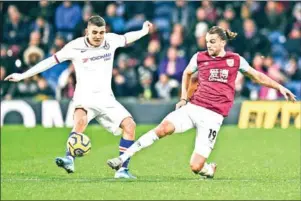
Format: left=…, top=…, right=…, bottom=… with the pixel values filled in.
left=209, top=69, right=229, bottom=83
left=226, top=59, right=234, bottom=67
left=82, top=53, right=112, bottom=63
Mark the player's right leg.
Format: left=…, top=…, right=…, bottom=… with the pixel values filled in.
left=55, top=108, right=94, bottom=173
left=107, top=105, right=194, bottom=170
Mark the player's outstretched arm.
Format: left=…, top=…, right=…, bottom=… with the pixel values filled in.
left=123, top=21, right=153, bottom=44
left=242, top=67, right=296, bottom=102
left=4, top=56, right=58, bottom=82
left=176, top=53, right=198, bottom=109
left=176, top=64, right=195, bottom=109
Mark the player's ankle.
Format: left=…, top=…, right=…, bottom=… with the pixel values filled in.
left=67, top=155, right=74, bottom=162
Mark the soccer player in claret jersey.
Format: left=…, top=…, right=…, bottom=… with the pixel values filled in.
left=5, top=15, right=153, bottom=179
left=107, top=26, right=296, bottom=179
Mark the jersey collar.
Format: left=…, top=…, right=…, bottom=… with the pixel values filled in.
left=84, top=37, right=106, bottom=48
left=207, top=50, right=227, bottom=59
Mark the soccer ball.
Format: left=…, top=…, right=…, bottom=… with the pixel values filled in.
left=67, top=133, right=91, bottom=157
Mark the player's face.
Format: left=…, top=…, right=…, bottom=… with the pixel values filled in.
left=205, top=33, right=226, bottom=56
left=86, top=25, right=106, bottom=47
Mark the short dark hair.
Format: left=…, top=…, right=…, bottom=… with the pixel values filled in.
left=208, top=26, right=238, bottom=41
left=88, top=15, right=106, bottom=27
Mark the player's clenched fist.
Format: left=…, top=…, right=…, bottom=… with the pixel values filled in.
left=4, top=73, right=24, bottom=82
left=142, top=21, right=153, bottom=34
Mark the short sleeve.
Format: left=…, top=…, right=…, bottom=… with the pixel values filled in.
left=187, top=53, right=198, bottom=73
left=54, top=43, right=75, bottom=63
left=107, top=33, right=126, bottom=48
left=239, top=56, right=250, bottom=73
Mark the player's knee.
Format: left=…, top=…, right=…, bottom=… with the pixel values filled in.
left=162, top=121, right=175, bottom=135
left=190, top=153, right=206, bottom=174
left=155, top=121, right=175, bottom=138
left=190, top=163, right=204, bottom=174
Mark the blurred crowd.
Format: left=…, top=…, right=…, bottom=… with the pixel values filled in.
left=1, top=0, right=300, bottom=102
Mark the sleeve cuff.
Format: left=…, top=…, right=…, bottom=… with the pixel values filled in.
left=54, top=54, right=60, bottom=64
left=123, top=35, right=127, bottom=47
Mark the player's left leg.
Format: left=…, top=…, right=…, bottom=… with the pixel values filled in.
left=94, top=101, right=137, bottom=179
left=189, top=106, right=224, bottom=179
left=115, top=117, right=137, bottom=179
left=190, top=151, right=217, bottom=179
left=119, top=117, right=136, bottom=168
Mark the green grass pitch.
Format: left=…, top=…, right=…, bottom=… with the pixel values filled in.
left=1, top=125, right=300, bottom=200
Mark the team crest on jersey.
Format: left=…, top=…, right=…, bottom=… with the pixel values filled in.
left=103, top=41, right=110, bottom=50
left=226, top=59, right=234, bottom=67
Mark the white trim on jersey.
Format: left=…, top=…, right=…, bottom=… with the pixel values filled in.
left=187, top=53, right=198, bottom=73
left=239, top=56, right=251, bottom=73
left=84, top=36, right=93, bottom=47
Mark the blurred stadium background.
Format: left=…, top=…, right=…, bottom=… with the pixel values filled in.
left=1, top=1, right=300, bottom=200
left=1, top=1, right=300, bottom=103
left=1, top=0, right=300, bottom=127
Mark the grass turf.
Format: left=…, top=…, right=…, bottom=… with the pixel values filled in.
left=1, top=125, right=300, bottom=200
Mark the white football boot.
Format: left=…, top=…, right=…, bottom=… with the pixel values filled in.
left=199, top=163, right=217, bottom=179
